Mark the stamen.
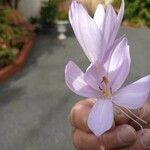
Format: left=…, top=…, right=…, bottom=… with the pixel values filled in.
left=124, top=108, right=148, bottom=125
left=110, top=87, right=112, bottom=94
left=103, top=91, right=111, bottom=98
left=114, top=104, right=144, bottom=134
left=99, top=76, right=112, bottom=99
left=101, top=76, right=109, bottom=84
left=99, top=86, right=103, bottom=91
left=100, top=82, right=106, bottom=92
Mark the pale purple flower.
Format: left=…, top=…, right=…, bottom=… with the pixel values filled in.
left=69, top=0, right=124, bottom=63
left=65, top=37, right=150, bottom=136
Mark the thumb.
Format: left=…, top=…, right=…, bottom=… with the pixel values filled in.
left=98, top=124, right=137, bottom=149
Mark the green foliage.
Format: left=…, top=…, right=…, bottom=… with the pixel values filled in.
left=0, top=8, right=29, bottom=68
left=0, top=8, right=29, bottom=45
left=0, top=22, right=28, bottom=48
left=114, top=0, right=150, bottom=27
left=0, top=0, right=3, bottom=4
left=56, top=1, right=69, bottom=20
left=0, top=10, right=10, bottom=25
left=28, top=16, right=39, bottom=24
left=40, top=0, right=58, bottom=24
left=0, top=47, right=16, bottom=68
left=40, top=0, right=69, bottom=23
left=0, top=0, right=21, bottom=9
left=56, top=11, right=68, bottom=20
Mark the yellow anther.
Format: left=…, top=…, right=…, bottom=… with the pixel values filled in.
left=103, top=91, right=111, bottom=99
left=99, top=76, right=112, bottom=99
left=101, top=76, right=109, bottom=84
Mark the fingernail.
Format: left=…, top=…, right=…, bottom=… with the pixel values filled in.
left=141, top=130, right=150, bottom=148
left=117, top=125, right=136, bottom=145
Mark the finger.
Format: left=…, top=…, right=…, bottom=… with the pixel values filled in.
left=129, top=100, right=150, bottom=130
left=130, top=129, right=150, bottom=150
left=98, top=124, right=137, bottom=149
left=69, top=99, right=96, bottom=132
left=72, top=129, right=100, bottom=150
left=114, top=106, right=130, bottom=125
left=114, top=97, right=150, bottom=127
left=70, top=99, right=115, bottom=133
left=72, top=125, right=137, bottom=150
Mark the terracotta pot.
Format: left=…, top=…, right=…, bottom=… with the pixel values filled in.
left=0, top=33, right=36, bottom=83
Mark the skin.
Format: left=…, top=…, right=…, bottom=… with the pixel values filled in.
left=69, top=98, right=150, bottom=150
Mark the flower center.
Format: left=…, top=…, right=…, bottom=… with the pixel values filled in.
left=99, top=76, right=112, bottom=99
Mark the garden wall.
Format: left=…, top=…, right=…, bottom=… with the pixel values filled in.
left=19, top=0, right=47, bottom=19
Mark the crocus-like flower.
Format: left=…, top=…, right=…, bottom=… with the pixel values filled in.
left=65, top=37, right=150, bottom=136
left=69, top=0, right=124, bottom=63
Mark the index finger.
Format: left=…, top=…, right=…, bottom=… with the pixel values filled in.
left=69, top=99, right=116, bottom=133
left=69, top=99, right=95, bottom=133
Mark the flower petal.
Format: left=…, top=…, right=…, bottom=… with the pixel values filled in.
left=94, top=4, right=105, bottom=30
left=88, top=99, right=114, bottom=136
left=109, top=0, right=125, bottom=47
left=117, top=0, right=125, bottom=29
left=102, top=0, right=125, bottom=52
left=84, top=61, right=106, bottom=91
left=108, top=37, right=131, bottom=92
left=69, top=1, right=102, bottom=62
left=102, top=4, right=117, bottom=51
left=103, top=34, right=126, bottom=62
left=113, top=75, right=150, bottom=109
left=65, top=61, right=100, bottom=98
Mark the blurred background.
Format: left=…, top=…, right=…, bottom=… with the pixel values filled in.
left=0, top=0, right=150, bottom=68
left=0, top=0, right=150, bottom=150
left=114, top=0, right=150, bottom=27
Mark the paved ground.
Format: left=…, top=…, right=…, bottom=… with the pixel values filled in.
left=0, top=27, right=149, bottom=150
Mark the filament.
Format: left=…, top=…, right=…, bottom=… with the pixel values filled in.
left=114, top=104, right=144, bottom=134
left=124, top=107, right=148, bottom=125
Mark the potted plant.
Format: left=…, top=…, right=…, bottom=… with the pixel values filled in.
left=55, top=0, right=69, bottom=40
left=0, top=6, right=35, bottom=82
left=40, top=0, right=58, bottom=32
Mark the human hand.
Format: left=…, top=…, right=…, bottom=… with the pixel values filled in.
left=69, top=98, right=150, bottom=150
